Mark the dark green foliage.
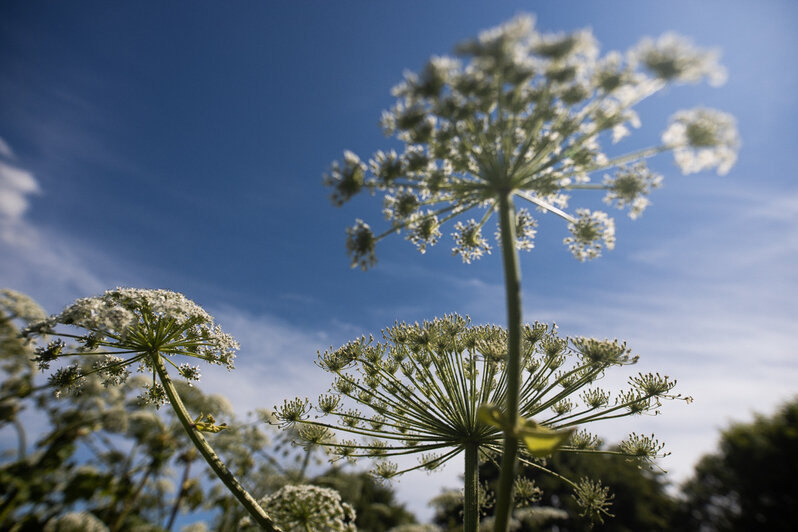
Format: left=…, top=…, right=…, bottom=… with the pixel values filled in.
left=676, top=398, right=798, bottom=532
left=528, top=451, right=676, bottom=532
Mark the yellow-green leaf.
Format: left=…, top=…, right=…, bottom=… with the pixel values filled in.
left=517, top=420, right=574, bottom=457
left=477, top=403, right=510, bottom=431
left=192, top=412, right=229, bottom=433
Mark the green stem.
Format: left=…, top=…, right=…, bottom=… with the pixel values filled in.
left=298, top=444, right=313, bottom=482
left=464, top=442, right=480, bottom=532
left=110, top=463, right=154, bottom=532
left=493, top=192, right=523, bottom=532
left=0, top=489, right=21, bottom=526
left=12, top=417, right=26, bottom=460
left=151, top=354, right=281, bottom=531
left=166, top=455, right=194, bottom=531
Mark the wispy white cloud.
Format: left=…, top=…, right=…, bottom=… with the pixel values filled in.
left=200, top=307, right=333, bottom=414
left=0, top=146, right=128, bottom=311
left=629, top=185, right=798, bottom=275
left=0, top=137, right=15, bottom=159
left=0, top=224, right=110, bottom=311
left=527, top=282, right=798, bottom=485
left=0, top=160, right=40, bottom=225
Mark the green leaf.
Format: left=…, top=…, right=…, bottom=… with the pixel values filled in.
left=478, top=403, right=574, bottom=457
left=477, top=403, right=511, bottom=431
left=517, top=420, right=575, bottom=457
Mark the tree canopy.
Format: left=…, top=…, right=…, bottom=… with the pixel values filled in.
left=676, top=399, right=798, bottom=532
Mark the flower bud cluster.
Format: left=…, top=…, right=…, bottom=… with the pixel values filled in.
left=573, top=477, right=614, bottom=524
left=619, top=432, right=669, bottom=463
left=603, top=163, right=662, bottom=219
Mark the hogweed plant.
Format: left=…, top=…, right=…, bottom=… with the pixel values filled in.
left=21, top=288, right=281, bottom=531
left=324, top=14, right=738, bottom=531
left=275, top=315, right=689, bottom=529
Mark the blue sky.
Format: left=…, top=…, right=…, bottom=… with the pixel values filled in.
left=1, top=0, right=797, bottom=523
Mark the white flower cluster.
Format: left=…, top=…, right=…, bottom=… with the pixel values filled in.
left=92, top=355, right=130, bottom=387
left=31, top=288, right=237, bottom=368
left=327, top=14, right=738, bottom=267
left=564, top=209, right=615, bottom=261
left=50, top=288, right=210, bottom=335
left=24, top=288, right=239, bottom=400
left=0, top=288, right=47, bottom=322
left=242, top=485, right=356, bottom=532
left=323, top=150, right=368, bottom=207
left=512, top=208, right=538, bottom=250
left=452, top=219, right=491, bottom=263
left=407, top=212, right=442, bottom=254
left=43, top=511, right=109, bottom=532
left=602, top=163, right=663, bottom=219
left=663, top=108, right=740, bottom=175
left=632, top=33, right=727, bottom=87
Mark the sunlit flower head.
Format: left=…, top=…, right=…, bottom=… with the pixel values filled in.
left=663, top=108, right=740, bottom=175
left=23, top=288, right=238, bottom=403
left=602, top=162, right=662, bottom=219
left=631, top=32, right=727, bottom=87
left=42, top=511, right=109, bottom=532
left=0, top=288, right=47, bottom=323
left=325, top=14, right=738, bottom=267
left=564, top=209, right=615, bottom=261
left=241, top=485, right=356, bottom=532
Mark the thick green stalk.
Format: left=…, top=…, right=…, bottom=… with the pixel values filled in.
left=464, top=442, right=480, bottom=532
left=493, top=192, right=523, bottom=532
left=151, top=354, right=281, bottom=531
